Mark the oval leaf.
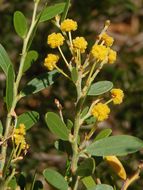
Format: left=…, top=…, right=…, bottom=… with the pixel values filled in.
left=45, top=112, right=70, bottom=141
left=6, top=64, right=15, bottom=111
left=94, top=128, right=112, bottom=141
left=21, top=71, right=59, bottom=97
left=23, top=50, right=38, bottom=72
left=77, top=158, right=95, bottom=177
left=88, top=184, right=113, bottom=190
left=43, top=168, right=68, bottom=190
left=86, top=135, right=143, bottom=156
left=88, top=81, right=113, bottom=96
left=71, top=67, right=78, bottom=83
left=0, top=44, right=13, bottom=75
left=13, top=11, right=28, bottom=38
left=82, top=176, right=96, bottom=189
left=16, top=111, right=39, bottom=130
left=40, top=3, right=66, bottom=22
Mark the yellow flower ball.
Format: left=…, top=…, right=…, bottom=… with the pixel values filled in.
left=61, top=19, right=77, bottom=32
left=44, top=54, right=59, bottom=71
left=111, top=88, right=124, bottom=104
left=102, top=33, right=114, bottom=47
left=91, top=45, right=108, bottom=62
left=105, top=156, right=127, bottom=180
left=91, top=103, right=110, bottom=121
left=72, top=37, right=88, bottom=53
left=108, top=49, right=117, bottom=64
left=47, top=33, right=65, bottom=48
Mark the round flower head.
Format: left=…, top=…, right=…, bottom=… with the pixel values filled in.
left=111, top=88, right=124, bottom=104
left=91, top=45, right=108, bottom=62
left=102, top=33, right=114, bottom=47
left=105, top=156, right=127, bottom=180
left=47, top=33, right=65, bottom=48
left=91, top=103, right=110, bottom=121
left=73, top=37, right=88, bottom=53
left=108, top=49, right=117, bottom=64
left=44, top=54, right=59, bottom=71
left=61, top=19, right=77, bottom=32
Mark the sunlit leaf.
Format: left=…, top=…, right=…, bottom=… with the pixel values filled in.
left=21, top=71, right=58, bottom=97
left=16, top=111, right=39, bottom=130
left=13, top=11, right=28, bottom=38
left=43, top=168, right=68, bottom=190
left=45, top=112, right=70, bottom=141
left=23, top=50, right=38, bottom=72
left=86, top=135, right=143, bottom=156
left=88, top=81, right=113, bottom=96
left=6, top=64, right=15, bottom=111
left=40, top=3, right=66, bottom=22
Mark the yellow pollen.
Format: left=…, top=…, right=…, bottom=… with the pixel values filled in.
left=61, top=19, right=77, bottom=32
left=111, top=88, right=124, bottom=104
left=102, top=33, right=114, bottom=47
left=44, top=54, right=59, bottom=71
left=47, top=33, right=65, bottom=48
left=91, top=103, right=110, bottom=121
left=91, top=45, right=108, bottom=62
left=108, top=49, right=117, bottom=64
left=72, top=37, right=88, bottom=53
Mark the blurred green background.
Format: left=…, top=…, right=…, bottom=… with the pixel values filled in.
left=0, top=0, right=143, bottom=189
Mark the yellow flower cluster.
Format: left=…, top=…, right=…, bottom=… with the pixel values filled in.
left=108, top=49, right=117, bottom=64
left=91, top=103, right=110, bottom=121
left=73, top=37, right=88, bottom=53
left=61, top=19, right=77, bottom=32
left=101, top=33, right=114, bottom=47
left=13, top=124, right=28, bottom=150
left=111, top=88, right=124, bottom=104
left=105, top=156, right=127, bottom=180
left=44, top=54, right=59, bottom=71
left=47, top=33, right=65, bottom=48
left=91, top=45, right=108, bottom=62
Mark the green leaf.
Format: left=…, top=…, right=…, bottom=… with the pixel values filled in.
left=23, top=50, right=38, bottom=73
left=8, top=177, right=17, bottom=190
left=85, top=116, right=96, bottom=125
left=6, top=64, right=15, bottom=111
left=43, top=168, right=68, bottom=190
left=82, top=176, right=96, bottom=189
left=88, top=81, right=113, bottom=96
left=61, top=0, right=71, bottom=22
left=0, top=121, right=3, bottom=137
left=86, top=135, right=143, bottom=156
left=21, top=71, right=58, bottom=97
left=81, top=106, right=89, bottom=118
left=45, top=112, right=70, bottom=141
left=94, top=128, right=112, bottom=141
left=88, top=184, right=113, bottom=190
left=40, top=3, right=66, bottom=22
left=77, top=158, right=95, bottom=177
left=71, top=67, right=78, bottom=83
left=16, top=111, right=39, bottom=130
left=0, top=44, right=13, bottom=75
left=13, top=11, right=28, bottom=38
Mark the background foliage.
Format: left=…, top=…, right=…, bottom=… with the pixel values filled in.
left=0, top=0, right=143, bottom=189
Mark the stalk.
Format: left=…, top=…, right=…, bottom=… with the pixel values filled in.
left=0, top=1, right=39, bottom=177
